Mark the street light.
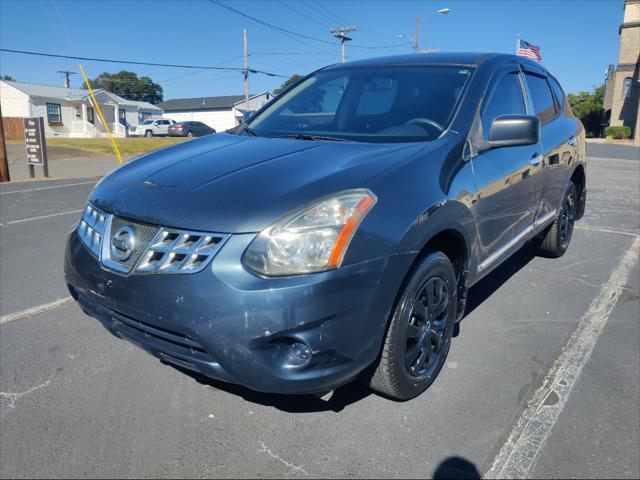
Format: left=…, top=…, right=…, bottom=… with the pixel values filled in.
left=413, top=7, right=450, bottom=53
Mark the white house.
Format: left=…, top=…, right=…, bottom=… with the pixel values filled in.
left=158, top=92, right=273, bottom=132
left=0, top=80, right=162, bottom=138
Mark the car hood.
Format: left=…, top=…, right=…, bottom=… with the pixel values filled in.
left=90, top=133, right=428, bottom=233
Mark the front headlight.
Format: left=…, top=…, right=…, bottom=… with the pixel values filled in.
left=243, top=189, right=377, bottom=276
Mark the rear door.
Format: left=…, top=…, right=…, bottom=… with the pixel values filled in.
left=471, top=67, right=542, bottom=273
left=523, top=70, right=578, bottom=222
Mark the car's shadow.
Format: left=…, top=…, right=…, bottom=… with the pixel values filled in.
left=170, top=364, right=372, bottom=413
left=171, top=243, right=538, bottom=413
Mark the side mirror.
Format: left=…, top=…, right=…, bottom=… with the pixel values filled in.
left=242, top=110, right=256, bottom=123
left=488, top=114, right=540, bottom=147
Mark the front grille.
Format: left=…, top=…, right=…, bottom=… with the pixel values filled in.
left=76, top=203, right=230, bottom=275
left=135, top=228, right=227, bottom=274
left=108, top=215, right=160, bottom=271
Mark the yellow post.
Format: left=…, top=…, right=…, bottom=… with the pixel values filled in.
left=78, top=64, right=123, bottom=165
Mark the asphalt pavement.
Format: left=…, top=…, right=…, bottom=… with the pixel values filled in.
left=0, top=144, right=638, bottom=479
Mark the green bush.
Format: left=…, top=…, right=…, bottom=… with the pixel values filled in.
left=604, top=126, right=631, bottom=139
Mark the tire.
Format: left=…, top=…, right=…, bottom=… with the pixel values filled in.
left=187, top=131, right=193, bottom=137
left=145, top=130, right=153, bottom=138
left=537, top=180, right=578, bottom=258
left=369, top=251, right=457, bottom=401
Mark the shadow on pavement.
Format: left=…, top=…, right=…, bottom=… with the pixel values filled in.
left=433, top=456, right=481, bottom=479
left=463, top=241, right=538, bottom=320
left=171, top=364, right=373, bottom=413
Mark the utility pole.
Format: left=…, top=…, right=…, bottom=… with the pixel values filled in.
left=0, top=102, right=10, bottom=183
left=331, top=26, right=356, bottom=63
left=57, top=70, right=77, bottom=88
left=243, top=29, right=249, bottom=106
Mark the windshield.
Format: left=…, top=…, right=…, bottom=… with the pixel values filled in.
left=141, top=120, right=153, bottom=125
left=247, top=65, right=473, bottom=143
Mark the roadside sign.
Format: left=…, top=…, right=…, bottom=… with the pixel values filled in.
left=23, top=117, right=49, bottom=178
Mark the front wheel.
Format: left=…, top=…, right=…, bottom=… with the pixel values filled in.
left=369, top=251, right=457, bottom=400
left=537, top=180, right=578, bottom=258
left=145, top=130, right=153, bottom=138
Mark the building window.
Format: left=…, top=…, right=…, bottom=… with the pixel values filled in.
left=87, top=107, right=94, bottom=124
left=46, top=103, right=62, bottom=123
left=139, top=112, right=151, bottom=122
left=622, top=77, right=632, bottom=99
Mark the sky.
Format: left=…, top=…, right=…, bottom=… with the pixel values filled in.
left=0, top=0, right=626, bottom=101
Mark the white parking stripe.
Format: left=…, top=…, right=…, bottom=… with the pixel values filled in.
left=0, top=297, right=73, bottom=325
left=575, top=225, right=639, bottom=237
left=486, top=235, right=640, bottom=479
left=0, top=180, right=97, bottom=195
left=2, top=209, right=83, bottom=225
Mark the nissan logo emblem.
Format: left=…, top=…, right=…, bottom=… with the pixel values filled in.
left=111, top=225, right=136, bottom=262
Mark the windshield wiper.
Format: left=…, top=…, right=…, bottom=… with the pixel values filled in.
left=277, top=133, right=352, bottom=142
left=237, top=124, right=258, bottom=137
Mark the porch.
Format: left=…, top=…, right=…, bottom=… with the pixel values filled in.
left=69, top=101, right=127, bottom=138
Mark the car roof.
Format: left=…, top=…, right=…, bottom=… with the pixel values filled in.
left=324, top=52, right=546, bottom=71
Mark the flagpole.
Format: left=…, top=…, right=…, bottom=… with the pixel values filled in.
left=516, top=34, right=520, bottom=55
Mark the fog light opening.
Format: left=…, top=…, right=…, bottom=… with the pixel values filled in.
left=291, top=342, right=312, bottom=362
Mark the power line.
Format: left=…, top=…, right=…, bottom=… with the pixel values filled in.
left=305, top=0, right=349, bottom=26
left=209, top=0, right=407, bottom=52
left=0, top=48, right=289, bottom=78
left=277, top=0, right=332, bottom=29
left=208, top=0, right=337, bottom=46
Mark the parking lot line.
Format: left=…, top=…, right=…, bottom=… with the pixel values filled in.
left=1, top=209, right=83, bottom=226
left=575, top=225, right=639, bottom=237
left=0, top=297, right=73, bottom=325
left=486, top=236, right=640, bottom=479
left=0, top=180, right=97, bottom=195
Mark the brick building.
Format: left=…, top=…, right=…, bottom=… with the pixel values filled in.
left=603, top=0, right=640, bottom=144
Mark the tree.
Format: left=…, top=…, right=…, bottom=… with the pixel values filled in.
left=86, top=71, right=163, bottom=104
left=2, top=75, right=15, bottom=81
left=274, top=74, right=304, bottom=95
left=567, top=85, right=604, bottom=137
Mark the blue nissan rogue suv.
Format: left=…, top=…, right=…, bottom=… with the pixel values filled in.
left=65, top=53, right=586, bottom=400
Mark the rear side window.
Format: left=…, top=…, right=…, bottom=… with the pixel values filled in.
left=525, top=73, right=556, bottom=123
left=482, top=73, right=526, bottom=138
left=548, top=77, right=565, bottom=109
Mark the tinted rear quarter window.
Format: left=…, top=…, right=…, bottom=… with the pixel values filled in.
left=482, top=73, right=526, bottom=139
left=525, top=73, right=556, bottom=123
left=548, top=77, right=565, bottom=109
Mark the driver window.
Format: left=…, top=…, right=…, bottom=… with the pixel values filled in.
left=482, top=73, right=526, bottom=140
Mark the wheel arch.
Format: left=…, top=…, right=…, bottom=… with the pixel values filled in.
left=395, top=200, right=476, bottom=321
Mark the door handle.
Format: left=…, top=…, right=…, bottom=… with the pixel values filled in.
left=567, top=136, right=577, bottom=147
left=530, top=153, right=542, bottom=167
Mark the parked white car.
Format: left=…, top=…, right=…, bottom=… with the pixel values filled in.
left=130, top=119, right=176, bottom=137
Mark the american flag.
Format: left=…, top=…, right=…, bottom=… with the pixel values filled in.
left=517, top=39, right=542, bottom=62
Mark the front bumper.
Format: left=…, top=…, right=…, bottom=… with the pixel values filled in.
left=65, top=229, right=413, bottom=394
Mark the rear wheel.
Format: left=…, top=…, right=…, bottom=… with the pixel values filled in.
left=537, top=180, right=578, bottom=258
left=369, top=251, right=457, bottom=400
left=187, top=131, right=193, bottom=137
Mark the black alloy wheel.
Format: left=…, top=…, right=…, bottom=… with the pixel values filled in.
left=559, top=184, right=577, bottom=249
left=537, top=180, right=578, bottom=258
left=404, top=276, right=450, bottom=379
left=368, top=251, right=457, bottom=400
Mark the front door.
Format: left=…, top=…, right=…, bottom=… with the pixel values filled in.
left=471, top=69, right=540, bottom=273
